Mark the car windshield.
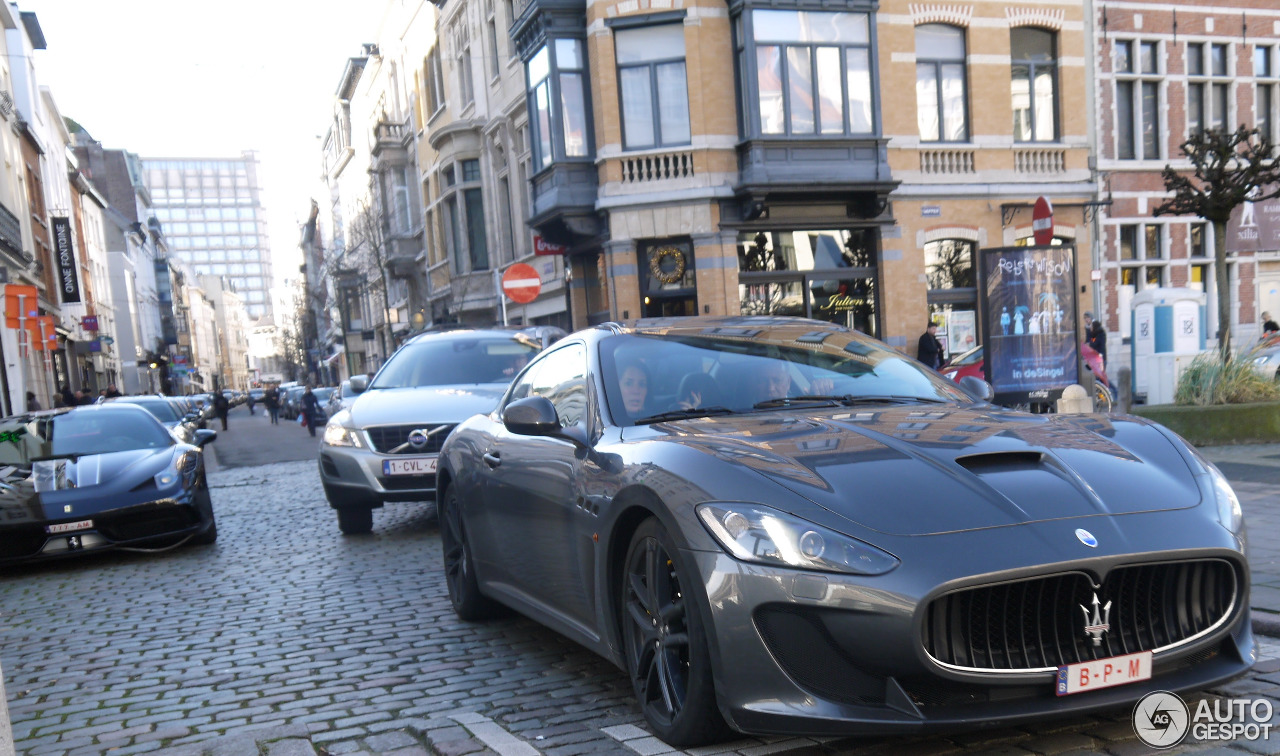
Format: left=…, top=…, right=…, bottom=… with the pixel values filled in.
left=0, top=408, right=173, bottom=467
left=313, top=388, right=334, bottom=402
left=370, top=336, right=542, bottom=388
left=949, top=345, right=984, bottom=367
left=600, top=328, right=971, bottom=425
left=113, top=399, right=181, bottom=424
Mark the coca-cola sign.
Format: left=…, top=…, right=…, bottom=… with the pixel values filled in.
left=533, top=235, right=567, bottom=256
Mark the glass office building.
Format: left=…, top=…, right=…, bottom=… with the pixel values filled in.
left=141, top=152, right=274, bottom=321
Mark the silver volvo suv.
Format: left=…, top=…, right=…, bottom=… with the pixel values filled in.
left=319, top=326, right=564, bottom=534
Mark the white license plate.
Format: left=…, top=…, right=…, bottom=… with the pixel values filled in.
left=1056, top=650, right=1152, bottom=696
left=46, top=519, right=93, bottom=534
left=383, top=457, right=438, bottom=476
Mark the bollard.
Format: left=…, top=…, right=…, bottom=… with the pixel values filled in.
left=0, top=661, right=14, bottom=756
left=1056, top=384, right=1092, bottom=414
left=1117, top=366, right=1132, bottom=414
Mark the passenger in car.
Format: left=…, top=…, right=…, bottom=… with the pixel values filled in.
left=618, top=361, right=649, bottom=418
left=745, top=360, right=792, bottom=405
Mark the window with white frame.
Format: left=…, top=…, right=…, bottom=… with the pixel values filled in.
left=424, top=47, right=445, bottom=117
left=615, top=24, right=691, bottom=150
left=1257, top=44, right=1276, bottom=143
left=742, top=9, right=875, bottom=136
left=1118, top=223, right=1166, bottom=290
left=441, top=159, right=488, bottom=274
left=1011, top=27, right=1058, bottom=142
left=454, top=22, right=475, bottom=109
left=915, top=24, right=968, bottom=142
left=1187, top=42, right=1232, bottom=135
left=1114, top=40, right=1161, bottom=159
left=487, top=0, right=500, bottom=80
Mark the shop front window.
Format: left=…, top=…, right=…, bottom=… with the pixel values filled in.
left=923, top=238, right=977, bottom=357
left=736, top=229, right=878, bottom=336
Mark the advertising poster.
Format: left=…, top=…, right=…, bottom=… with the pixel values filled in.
left=948, top=310, right=977, bottom=355
left=978, top=245, right=1079, bottom=404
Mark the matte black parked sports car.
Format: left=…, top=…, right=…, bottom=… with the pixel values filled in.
left=0, top=404, right=218, bottom=565
left=437, top=316, right=1252, bottom=747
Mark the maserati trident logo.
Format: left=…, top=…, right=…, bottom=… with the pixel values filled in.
left=1081, top=592, right=1112, bottom=646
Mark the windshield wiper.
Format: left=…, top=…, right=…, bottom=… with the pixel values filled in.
left=634, top=406, right=736, bottom=424
left=753, top=394, right=950, bottom=410
left=752, top=395, right=850, bottom=409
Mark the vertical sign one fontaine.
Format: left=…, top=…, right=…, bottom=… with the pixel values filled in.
left=51, top=217, right=81, bottom=304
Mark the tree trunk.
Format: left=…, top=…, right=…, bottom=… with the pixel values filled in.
left=1213, top=219, right=1231, bottom=361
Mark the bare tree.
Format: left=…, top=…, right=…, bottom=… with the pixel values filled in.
left=1153, top=126, right=1280, bottom=359
left=346, top=199, right=395, bottom=362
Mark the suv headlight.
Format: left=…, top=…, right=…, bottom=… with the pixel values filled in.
left=323, top=422, right=363, bottom=448
left=697, top=503, right=898, bottom=576
left=1206, top=462, right=1244, bottom=533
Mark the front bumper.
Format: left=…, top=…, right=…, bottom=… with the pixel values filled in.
left=0, top=495, right=209, bottom=565
left=685, top=516, right=1253, bottom=737
left=319, top=444, right=437, bottom=504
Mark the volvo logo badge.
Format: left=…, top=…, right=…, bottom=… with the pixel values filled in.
left=1080, top=592, right=1112, bottom=646
left=1075, top=528, right=1098, bottom=548
left=408, top=430, right=429, bottom=448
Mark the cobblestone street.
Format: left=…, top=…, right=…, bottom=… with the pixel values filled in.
left=1, top=427, right=1278, bottom=755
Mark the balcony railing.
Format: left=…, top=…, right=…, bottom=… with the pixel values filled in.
left=919, top=148, right=975, bottom=175
left=620, top=150, right=695, bottom=185
left=1014, top=148, right=1067, bottom=174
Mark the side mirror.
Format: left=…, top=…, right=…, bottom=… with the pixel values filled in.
left=502, top=396, right=562, bottom=436
left=195, top=429, right=217, bottom=446
left=958, top=375, right=995, bottom=403
left=349, top=375, right=369, bottom=394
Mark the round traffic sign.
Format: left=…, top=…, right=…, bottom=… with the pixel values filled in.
left=1031, top=196, right=1054, bottom=246
left=501, top=263, right=542, bottom=304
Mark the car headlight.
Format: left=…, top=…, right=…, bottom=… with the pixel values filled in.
left=155, top=452, right=196, bottom=488
left=1207, top=462, right=1244, bottom=533
left=323, top=422, right=363, bottom=448
left=696, top=503, right=898, bottom=576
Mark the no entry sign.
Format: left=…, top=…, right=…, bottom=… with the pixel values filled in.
left=1032, top=196, right=1054, bottom=246
left=501, top=263, right=541, bottom=304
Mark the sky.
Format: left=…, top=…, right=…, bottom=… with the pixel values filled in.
left=19, top=0, right=384, bottom=298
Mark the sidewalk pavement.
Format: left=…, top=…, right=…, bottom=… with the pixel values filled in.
left=1198, top=443, right=1280, bottom=636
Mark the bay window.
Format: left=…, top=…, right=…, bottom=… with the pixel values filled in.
left=739, top=9, right=875, bottom=137
left=526, top=38, right=593, bottom=170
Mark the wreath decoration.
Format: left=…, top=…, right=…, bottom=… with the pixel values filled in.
left=648, top=246, right=687, bottom=285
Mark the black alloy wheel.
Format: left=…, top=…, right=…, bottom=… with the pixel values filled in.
left=440, top=487, right=505, bottom=620
left=191, top=481, right=218, bottom=545
left=336, top=506, right=373, bottom=535
left=621, top=518, right=727, bottom=747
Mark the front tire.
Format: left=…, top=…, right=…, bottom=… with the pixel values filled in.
left=440, top=487, right=506, bottom=620
left=191, top=483, right=218, bottom=545
left=620, top=518, right=728, bottom=747
left=324, top=483, right=376, bottom=535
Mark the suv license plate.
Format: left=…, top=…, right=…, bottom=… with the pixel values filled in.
left=383, top=457, right=437, bottom=476
left=1056, top=651, right=1151, bottom=696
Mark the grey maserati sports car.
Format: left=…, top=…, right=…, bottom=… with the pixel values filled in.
left=436, top=316, right=1252, bottom=747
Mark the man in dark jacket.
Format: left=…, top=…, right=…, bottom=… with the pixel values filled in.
left=212, top=391, right=230, bottom=431
left=264, top=388, right=280, bottom=425
left=917, top=321, right=944, bottom=370
left=300, top=386, right=320, bottom=437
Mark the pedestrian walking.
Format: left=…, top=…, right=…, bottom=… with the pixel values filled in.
left=264, top=388, right=279, bottom=424
left=300, top=386, right=320, bottom=438
left=247, top=392, right=256, bottom=415
left=213, top=390, right=230, bottom=431
left=1084, top=311, right=1107, bottom=371
left=105, top=384, right=122, bottom=398
left=25, top=391, right=39, bottom=411
left=917, top=321, right=944, bottom=370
